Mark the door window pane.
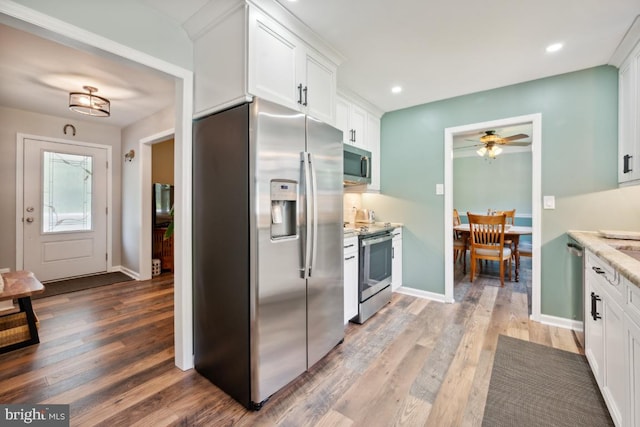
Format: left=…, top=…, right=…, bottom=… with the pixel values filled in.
left=42, top=151, right=93, bottom=233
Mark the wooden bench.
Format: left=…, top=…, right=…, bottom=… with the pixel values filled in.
left=0, top=271, right=44, bottom=353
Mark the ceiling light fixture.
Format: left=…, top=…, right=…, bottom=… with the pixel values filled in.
left=391, top=86, right=402, bottom=94
left=476, top=144, right=502, bottom=158
left=69, top=85, right=110, bottom=117
left=546, top=43, right=563, bottom=53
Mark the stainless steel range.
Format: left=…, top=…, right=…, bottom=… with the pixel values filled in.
left=346, top=222, right=394, bottom=323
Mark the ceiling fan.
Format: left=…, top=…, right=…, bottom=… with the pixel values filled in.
left=464, top=130, right=530, bottom=158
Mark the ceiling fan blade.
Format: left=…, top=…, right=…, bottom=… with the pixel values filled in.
left=505, top=141, right=531, bottom=146
left=454, top=143, right=483, bottom=150
left=501, top=133, right=529, bottom=142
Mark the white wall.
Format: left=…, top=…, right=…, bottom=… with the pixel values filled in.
left=121, top=106, right=175, bottom=275
left=0, top=105, right=123, bottom=271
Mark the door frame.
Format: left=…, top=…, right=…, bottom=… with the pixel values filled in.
left=444, top=113, right=542, bottom=322
left=2, top=1, right=194, bottom=370
left=15, top=134, right=113, bottom=275
left=139, top=129, right=175, bottom=281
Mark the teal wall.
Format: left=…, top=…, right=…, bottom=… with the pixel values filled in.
left=365, top=65, right=640, bottom=321
left=454, top=151, right=532, bottom=217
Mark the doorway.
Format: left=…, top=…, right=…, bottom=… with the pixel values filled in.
left=18, top=135, right=111, bottom=282
left=444, top=113, right=542, bottom=321
left=2, top=8, right=194, bottom=370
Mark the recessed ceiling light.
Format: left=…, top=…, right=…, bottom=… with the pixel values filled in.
left=391, top=86, right=402, bottom=94
left=546, top=43, right=563, bottom=53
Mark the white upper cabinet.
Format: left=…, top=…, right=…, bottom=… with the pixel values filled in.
left=248, top=9, right=299, bottom=111
left=248, top=8, right=337, bottom=123
left=337, top=93, right=382, bottom=191
left=336, top=97, right=366, bottom=147
left=367, top=114, right=381, bottom=191
left=191, top=1, right=340, bottom=123
left=614, top=17, right=640, bottom=185
left=301, top=51, right=336, bottom=124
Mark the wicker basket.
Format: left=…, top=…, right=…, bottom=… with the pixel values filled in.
left=0, top=311, right=39, bottom=348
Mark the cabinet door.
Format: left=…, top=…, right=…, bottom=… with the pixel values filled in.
left=336, top=97, right=350, bottom=144
left=367, top=114, right=381, bottom=191
left=302, top=51, right=336, bottom=124
left=602, top=294, right=627, bottom=427
left=618, top=43, right=640, bottom=184
left=350, top=105, right=367, bottom=148
left=584, top=273, right=605, bottom=387
left=619, top=55, right=637, bottom=183
left=627, top=314, right=640, bottom=427
left=344, top=239, right=358, bottom=324
left=248, top=9, right=299, bottom=110
left=391, top=229, right=402, bottom=291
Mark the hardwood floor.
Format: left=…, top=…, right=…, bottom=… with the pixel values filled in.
left=0, top=261, right=583, bottom=426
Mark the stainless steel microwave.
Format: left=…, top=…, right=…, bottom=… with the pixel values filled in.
left=343, top=144, right=372, bottom=185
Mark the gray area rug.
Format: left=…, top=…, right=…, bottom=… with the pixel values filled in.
left=35, top=272, right=134, bottom=299
left=482, top=335, right=613, bottom=427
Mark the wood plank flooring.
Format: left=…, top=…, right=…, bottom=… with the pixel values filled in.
left=0, top=260, right=583, bottom=426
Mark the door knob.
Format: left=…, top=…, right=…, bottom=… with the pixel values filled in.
left=25, top=217, right=34, bottom=223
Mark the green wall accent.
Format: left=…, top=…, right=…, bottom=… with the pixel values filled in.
left=369, top=65, right=632, bottom=320
left=454, top=151, right=532, bottom=216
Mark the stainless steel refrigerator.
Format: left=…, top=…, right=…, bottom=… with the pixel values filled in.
left=193, top=98, right=344, bottom=410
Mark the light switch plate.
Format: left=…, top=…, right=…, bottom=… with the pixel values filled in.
left=436, top=184, right=444, bottom=195
left=543, top=195, right=555, bottom=209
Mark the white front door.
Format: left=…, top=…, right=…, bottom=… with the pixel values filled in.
left=23, top=138, right=108, bottom=282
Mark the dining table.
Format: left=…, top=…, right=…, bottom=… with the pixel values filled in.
left=454, top=224, right=533, bottom=282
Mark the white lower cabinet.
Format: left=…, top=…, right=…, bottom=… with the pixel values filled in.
left=344, top=236, right=358, bottom=324
left=391, top=228, right=403, bottom=291
left=585, top=271, right=605, bottom=386
left=584, top=250, right=634, bottom=426
left=627, top=311, right=640, bottom=427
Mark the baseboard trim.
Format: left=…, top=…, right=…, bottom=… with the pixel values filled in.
left=395, top=286, right=454, bottom=304
left=537, top=314, right=583, bottom=332
left=112, top=265, right=139, bottom=281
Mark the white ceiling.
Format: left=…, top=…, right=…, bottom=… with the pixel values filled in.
left=1, top=0, right=639, bottom=127
left=0, top=22, right=176, bottom=128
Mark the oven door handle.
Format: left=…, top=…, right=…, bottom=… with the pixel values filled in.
left=361, top=234, right=393, bottom=247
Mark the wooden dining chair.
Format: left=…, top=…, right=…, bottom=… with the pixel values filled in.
left=453, top=209, right=467, bottom=271
left=494, top=209, right=516, bottom=251
left=467, top=212, right=512, bottom=287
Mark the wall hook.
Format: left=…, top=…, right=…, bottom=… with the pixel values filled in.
left=63, top=124, right=76, bottom=136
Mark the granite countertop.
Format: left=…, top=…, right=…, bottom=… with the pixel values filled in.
left=568, top=230, right=640, bottom=289
left=343, top=222, right=403, bottom=239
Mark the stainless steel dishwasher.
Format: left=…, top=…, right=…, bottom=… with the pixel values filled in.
left=566, top=236, right=584, bottom=344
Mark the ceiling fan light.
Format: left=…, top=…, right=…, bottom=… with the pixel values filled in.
left=488, top=146, right=503, bottom=158
left=476, top=146, right=487, bottom=156
left=69, top=85, right=110, bottom=117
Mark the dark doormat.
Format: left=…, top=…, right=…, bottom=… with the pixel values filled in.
left=482, top=335, right=613, bottom=427
left=35, top=272, right=134, bottom=299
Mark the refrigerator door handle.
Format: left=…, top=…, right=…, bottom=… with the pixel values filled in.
left=301, top=151, right=312, bottom=279
left=308, top=152, right=318, bottom=276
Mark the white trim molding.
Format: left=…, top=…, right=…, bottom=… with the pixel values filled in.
left=395, top=286, right=455, bottom=304
left=444, top=113, right=542, bottom=317
left=2, top=0, right=195, bottom=371
left=538, top=314, right=584, bottom=332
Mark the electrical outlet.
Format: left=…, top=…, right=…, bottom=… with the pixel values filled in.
left=543, top=196, right=555, bottom=209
